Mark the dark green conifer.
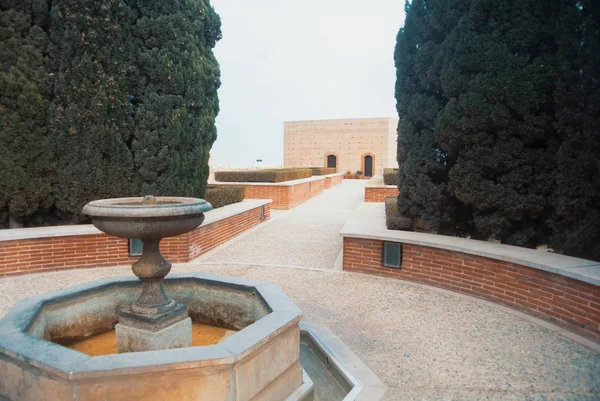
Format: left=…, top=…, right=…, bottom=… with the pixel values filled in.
left=0, top=0, right=53, bottom=227
left=129, top=0, right=221, bottom=198
left=549, top=0, right=600, bottom=260
left=394, top=0, right=467, bottom=233
left=433, top=0, right=558, bottom=246
left=395, top=0, right=600, bottom=260
left=48, top=0, right=137, bottom=222
left=45, top=0, right=221, bottom=223
left=1, top=0, right=221, bottom=226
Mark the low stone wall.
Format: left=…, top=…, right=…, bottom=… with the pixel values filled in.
left=209, top=176, right=325, bottom=210
left=324, top=173, right=344, bottom=189
left=341, top=203, right=600, bottom=342
left=364, top=175, right=400, bottom=202
left=0, top=200, right=271, bottom=277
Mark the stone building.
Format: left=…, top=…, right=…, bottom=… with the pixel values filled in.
left=283, top=117, right=399, bottom=177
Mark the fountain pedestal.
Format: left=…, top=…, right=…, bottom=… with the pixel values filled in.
left=116, top=306, right=191, bottom=352
left=115, top=235, right=193, bottom=352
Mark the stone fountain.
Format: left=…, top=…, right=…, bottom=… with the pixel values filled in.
left=82, top=195, right=209, bottom=353
left=0, top=195, right=313, bottom=401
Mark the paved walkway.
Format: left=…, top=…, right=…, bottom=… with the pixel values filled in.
left=0, top=181, right=598, bottom=400
left=202, top=179, right=367, bottom=269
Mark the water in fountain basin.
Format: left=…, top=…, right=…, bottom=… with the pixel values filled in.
left=62, top=323, right=237, bottom=356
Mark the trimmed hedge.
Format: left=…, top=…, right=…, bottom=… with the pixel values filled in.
left=205, top=186, right=245, bottom=209
left=383, top=168, right=399, bottom=186
left=385, top=196, right=412, bottom=231
left=214, top=168, right=312, bottom=183
left=309, top=167, right=337, bottom=175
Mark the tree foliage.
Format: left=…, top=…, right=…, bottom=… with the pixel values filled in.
left=0, top=0, right=221, bottom=227
left=549, top=0, right=600, bottom=260
left=129, top=0, right=221, bottom=199
left=0, top=0, right=53, bottom=227
left=395, top=0, right=600, bottom=260
left=49, top=0, right=137, bottom=222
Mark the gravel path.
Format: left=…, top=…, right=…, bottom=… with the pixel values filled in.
left=202, top=180, right=366, bottom=269
left=0, top=263, right=598, bottom=401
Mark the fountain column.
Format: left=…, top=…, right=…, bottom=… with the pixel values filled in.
left=116, top=237, right=192, bottom=353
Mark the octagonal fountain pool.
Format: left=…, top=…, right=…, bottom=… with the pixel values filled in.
left=0, top=196, right=385, bottom=400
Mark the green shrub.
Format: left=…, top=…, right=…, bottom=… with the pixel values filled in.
left=385, top=196, right=412, bottom=231
left=214, top=168, right=312, bottom=183
left=413, top=218, right=437, bottom=234
left=309, top=167, right=337, bottom=175
left=383, top=168, right=399, bottom=186
left=205, top=186, right=245, bottom=209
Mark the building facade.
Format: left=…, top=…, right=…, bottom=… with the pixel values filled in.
left=283, top=117, right=399, bottom=177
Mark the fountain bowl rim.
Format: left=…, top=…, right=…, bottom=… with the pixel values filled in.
left=83, top=197, right=212, bottom=218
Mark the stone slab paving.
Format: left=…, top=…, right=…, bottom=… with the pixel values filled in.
left=0, top=263, right=598, bottom=401
left=202, top=179, right=367, bottom=269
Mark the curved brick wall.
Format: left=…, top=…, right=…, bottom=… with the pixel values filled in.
left=342, top=204, right=600, bottom=342
left=343, top=239, right=600, bottom=341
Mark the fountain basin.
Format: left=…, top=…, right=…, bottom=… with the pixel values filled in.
left=0, top=273, right=310, bottom=401
left=82, top=196, right=212, bottom=240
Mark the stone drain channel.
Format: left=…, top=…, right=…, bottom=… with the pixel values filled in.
left=299, top=321, right=387, bottom=401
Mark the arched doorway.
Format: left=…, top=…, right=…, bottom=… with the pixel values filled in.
left=364, top=155, right=373, bottom=177
left=327, top=154, right=337, bottom=170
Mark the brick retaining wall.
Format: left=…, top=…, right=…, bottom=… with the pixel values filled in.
left=0, top=202, right=270, bottom=277
left=188, top=202, right=270, bottom=259
left=343, top=237, right=600, bottom=342
left=214, top=178, right=325, bottom=210
left=365, top=187, right=400, bottom=202
left=324, top=174, right=344, bottom=189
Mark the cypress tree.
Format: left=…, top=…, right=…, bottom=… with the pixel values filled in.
left=1, top=0, right=221, bottom=226
left=129, top=0, right=221, bottom=198
left=47, top=0, right=221, bottom=222
left=395, top=0, right=600, bottom=260
left=394, top=0, right=469, bottom=233
left=434, top=0, right=558, bottom=246
left=0, top=0, right=53, bottom=227
left=48, top=0, right=137, bottom=222
left=549, top=1, right=600, bottom=260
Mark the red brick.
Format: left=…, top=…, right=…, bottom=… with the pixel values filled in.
left=364, top=187, right=399, bottom=202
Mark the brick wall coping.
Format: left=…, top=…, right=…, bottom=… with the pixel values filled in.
left=0, top=199, right=271, bottom=242
left=208, top=175, right=326, bottom=187
left=322, top=172, right=345, bottom=178
left=365, top=174, right=396, bottom=189
left=340, top=203, right=600, bottom=287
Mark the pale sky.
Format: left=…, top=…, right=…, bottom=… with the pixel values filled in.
left=210, top=0, right=406, bottom=165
